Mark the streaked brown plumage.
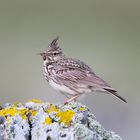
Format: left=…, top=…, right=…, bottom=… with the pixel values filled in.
left=39, top=37, right=127, bottom=104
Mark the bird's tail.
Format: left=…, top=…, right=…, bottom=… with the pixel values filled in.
left=103, top=88, right=127, bottom=103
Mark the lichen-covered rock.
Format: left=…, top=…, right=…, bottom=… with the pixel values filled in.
left=0, top=99, right=123, bottom=140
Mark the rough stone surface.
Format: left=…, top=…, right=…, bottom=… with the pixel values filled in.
left=0, top=100, right=123, bottom=140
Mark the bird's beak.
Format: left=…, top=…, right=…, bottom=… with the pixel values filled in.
left=37, top=53, right=44, bottom=56
left=37, top=52, right=47, bottom=60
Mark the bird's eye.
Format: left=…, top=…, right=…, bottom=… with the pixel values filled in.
left=53, top=53, right=57, bottom=55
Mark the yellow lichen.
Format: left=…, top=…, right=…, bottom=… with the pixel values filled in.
left=31, top=110, right=37, bottom=116
left=30, top=117, right=33, bottom=121
left=28, top=99, right=43, bottom=104
left=44, top=117, right=52, bottom=124
left=47, top=105, right=59, bottom=113
left=45, top=104, right=75, bottom=126
left=22, top=114, right=27, bottom=120
left=0, top=102, right=76, bottom=126
left=0, top=107, right=28, bottom=120
left=0, top=108, right=19, bottom=117
left=12, top=102, right=21, bottom=107
left=79, top=107, right=86, bottom=111
left=57, top=110, right=75, bottom=125
left=6, top=117, right=11, bottom=123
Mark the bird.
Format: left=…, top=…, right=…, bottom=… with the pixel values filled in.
left=39, top=37, right=127, bottom=104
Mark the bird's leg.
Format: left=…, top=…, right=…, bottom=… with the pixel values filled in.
left=64, top=94, right=79, bottom=105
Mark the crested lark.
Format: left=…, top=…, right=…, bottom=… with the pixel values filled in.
left=39, top=37, right=127, bottom=104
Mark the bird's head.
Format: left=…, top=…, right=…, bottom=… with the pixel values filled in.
left=39, top=37, right=64, bottom=63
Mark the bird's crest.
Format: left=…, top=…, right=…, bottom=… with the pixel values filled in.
left=46, top=36, right=63, bottom=55
left=49, top=36, right=59, bottom=49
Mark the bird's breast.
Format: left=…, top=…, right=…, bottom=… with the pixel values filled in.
left=43, top=63, right=56, bottom=81
left=43, top=65, right=49, bottom=81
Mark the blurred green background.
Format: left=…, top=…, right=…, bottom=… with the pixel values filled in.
left=0, top=0, right=140, bottom=139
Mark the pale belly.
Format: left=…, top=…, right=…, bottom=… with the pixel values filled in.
left=49, top=80, right=76, bottom=95
left=49, top=80, right=92, bottom=96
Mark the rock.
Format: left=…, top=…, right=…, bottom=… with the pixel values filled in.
left=0, top=99, right=123, bottom=140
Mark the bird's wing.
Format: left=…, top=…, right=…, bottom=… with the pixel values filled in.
left=53, top=58, right=110, bottom=87
left=54, top=66, right=88, bottom=83
left=52, top=66, right=90, bottom=94
left=52, top=58, right=127, bottom=103
left=57, top=58, right=94, bottom=73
